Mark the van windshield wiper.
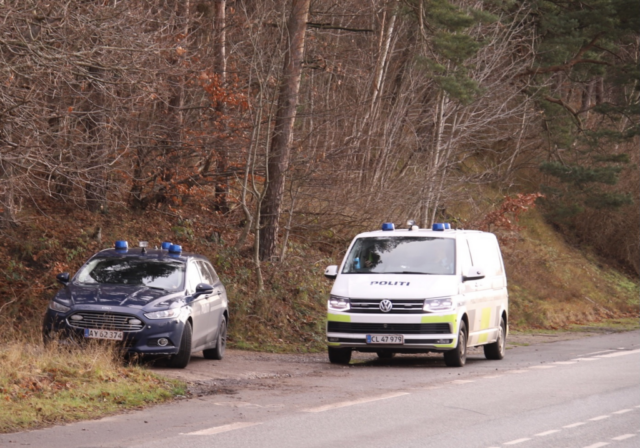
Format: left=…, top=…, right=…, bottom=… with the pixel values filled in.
left=385, top=271, right=433, bottom=275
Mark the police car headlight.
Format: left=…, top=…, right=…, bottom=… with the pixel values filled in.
left=144, top=308, right=182, bottom=320
left=49, top=300, right=71, bottom=313
left=423, top=298, right=454, bottom=312
left=329, top=295, right=350, bottom=311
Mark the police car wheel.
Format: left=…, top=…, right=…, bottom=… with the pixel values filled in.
left=169, top=321, right=192, bottom=369
left=203, top=317, right=227, bottom=360
left=484, top=318, right=506, bottom=360
left=328, top=347, right=352, bottom=364
left=444, top=321, right=467, bottom=367
left=376, top=350, right=395, bottom=359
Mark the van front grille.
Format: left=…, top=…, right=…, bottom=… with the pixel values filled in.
left=348, top=299, right=424, bottom=314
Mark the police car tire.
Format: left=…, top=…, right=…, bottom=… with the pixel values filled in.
left=203, top=317, right=227, bottom=360
left=169, top=321, right=192, bottom=369
left=484, top=318, right=506, bottom=360
left=376, top=350, right=395, bottom=359
left=444, top=321, right=467, bottom=367
left=328, top=347, right=352, bottom=364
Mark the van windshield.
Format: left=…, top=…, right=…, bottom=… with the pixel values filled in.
left=342, top=237, right=455, bottom=275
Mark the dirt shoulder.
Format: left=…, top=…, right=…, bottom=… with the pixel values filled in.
left=150, top=330, right=609, bottom=394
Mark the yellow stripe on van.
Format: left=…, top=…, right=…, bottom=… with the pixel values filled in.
left=478, top=332, right=488, bottom=344
left=421, top=314, right=457, bottom=334
left=327, top=313, right=351, bottom=322
left=480, top=307, right=491, bottom=330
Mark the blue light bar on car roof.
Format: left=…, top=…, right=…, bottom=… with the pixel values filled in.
left=168, top=244, right=182, bottom=254
left=432, top=223, right=452, bottom=231
left=381, top=223, right=395, bottom=231
left=161, top=241, right=172, bottom=250
left=114, top=240, right=128, bottom=250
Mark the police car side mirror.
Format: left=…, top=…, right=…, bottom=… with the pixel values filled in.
left=324, top=265, right=338, bottom=280
left=462, top=266, right=485, bottom=282
left=194, top=283, right=214, bottom=297
left=56, top=272, right=70, bottom=285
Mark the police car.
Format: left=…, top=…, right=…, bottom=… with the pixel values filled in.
left=42, top=241, right=228, bottom=368
left=324, top=222, right=508, bottom=367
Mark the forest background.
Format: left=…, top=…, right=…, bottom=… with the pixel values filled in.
left=1, top=0, right=638, bottom=350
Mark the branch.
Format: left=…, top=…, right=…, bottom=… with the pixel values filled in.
left=519, top=32, right=605, bottom=77
left=543, top=95, right=583, bottom=131
left=306, top=22, right=373, bottom=33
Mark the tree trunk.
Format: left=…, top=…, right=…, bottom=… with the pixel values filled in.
left=258, top=0, right=310, bottom=261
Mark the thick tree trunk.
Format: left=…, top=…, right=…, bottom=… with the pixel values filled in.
left=258, top=0, right=310, bottom=261
left=213, top=0, right=229, bottom=213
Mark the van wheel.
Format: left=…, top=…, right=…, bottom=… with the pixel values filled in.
left=376, top=350, right=395, bottom=359
left=484, top=318, right=506, bottom=360
left=444, top=321, right=467, bottom=367
left=203, top=317, right=227, bottom=360
left=328, top=347, right=351, bottom=364
left=169, top=321, right=192, bottom=369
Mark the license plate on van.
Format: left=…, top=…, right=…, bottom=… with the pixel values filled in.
left=366, top=334, right=404, bottom=344
left=84, top=328, right=124, bottom=341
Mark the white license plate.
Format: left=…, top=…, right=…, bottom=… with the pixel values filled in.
left=366, top=334, right=404, bottom=344
left=84, top=328, right=124, bottom=341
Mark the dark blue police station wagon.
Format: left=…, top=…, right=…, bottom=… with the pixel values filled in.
left=42, top=241, right=228, bottom=368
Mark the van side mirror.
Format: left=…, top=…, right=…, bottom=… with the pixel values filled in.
left=56, top=272, right=70, bottom=285
left=324, top=265, right=338, bottom=280
left=462, top=266, right=485, bottom=282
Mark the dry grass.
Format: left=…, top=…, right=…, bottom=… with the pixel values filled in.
left=0, top=324, right=185, bottom=433
left=501, top=209, right=639, bottom=329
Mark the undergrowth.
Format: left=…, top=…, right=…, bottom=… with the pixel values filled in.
left=0, top=326, right=184, bottom=433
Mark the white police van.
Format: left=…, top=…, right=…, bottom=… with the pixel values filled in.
left=324, top=222, right=508, bottom=367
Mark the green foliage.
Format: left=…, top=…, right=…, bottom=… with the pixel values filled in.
left=407, top=0, right=497, bottom=103
left=525, top=0, right=639, bottom=231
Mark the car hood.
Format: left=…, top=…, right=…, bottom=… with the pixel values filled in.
left=66, top=284, right=172, bottom=309
left=332, top=274, right=459, bottom=299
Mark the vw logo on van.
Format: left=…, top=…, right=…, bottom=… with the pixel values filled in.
left=379, top=299, right=393, bottom=313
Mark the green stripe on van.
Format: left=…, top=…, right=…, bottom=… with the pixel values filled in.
left=327, top=313, right=351, bottom=322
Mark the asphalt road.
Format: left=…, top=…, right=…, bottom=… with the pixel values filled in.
left=1, top=330, right=638, bottom=448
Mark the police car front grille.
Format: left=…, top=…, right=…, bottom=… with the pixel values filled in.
left=348, top=299, right=424, bottom=314
left=327, top=322, right=451, bottom=334
left=66, top=312, right=144, bottom=331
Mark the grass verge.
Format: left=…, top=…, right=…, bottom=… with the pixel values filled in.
left=0, top=328, right=185, bottom=434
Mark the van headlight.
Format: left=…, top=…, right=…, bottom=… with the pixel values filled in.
left=423, top=298, right=454, bottom=312
left=329, top=295, right=350, bottom=311
left=144, top=308, right=182, bottom=320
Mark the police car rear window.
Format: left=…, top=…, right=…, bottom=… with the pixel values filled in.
left=75, top=258, right=185, bottom=291
left=342, top=237, right=455, bottom=275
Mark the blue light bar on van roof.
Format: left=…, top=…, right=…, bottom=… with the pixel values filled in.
left=168, top=244, right=182, bottom=254
left=381, top=223, right=395, bottom=231
left=114, top=240, right=128, bottom=250
left=161, top=241, right=172, bottom=250
left=432, top=223, right=451, bottom=231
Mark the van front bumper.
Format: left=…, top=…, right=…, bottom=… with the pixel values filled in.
left=326, top=312, right=458, bottom=351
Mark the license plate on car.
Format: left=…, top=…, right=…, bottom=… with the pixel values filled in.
left=84, top=328, right=124, bottom=341
left=366, top=334, right=404, bottom=344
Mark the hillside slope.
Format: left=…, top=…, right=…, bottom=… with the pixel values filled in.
left=0, top=206, right=636, bottom=351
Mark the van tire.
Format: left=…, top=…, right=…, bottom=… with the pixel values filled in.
left=203, top=317, right=227, bottom=360
left=444, top=321, right=467, bottom=367
left=376, top=350, right=395, bottom=359
left=169, top=321, right=192, bottom=369
left=484, top=318, right=506, bottom=360
left=328, top=347, right=351, bottom=364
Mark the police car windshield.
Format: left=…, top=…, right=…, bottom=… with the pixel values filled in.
left=342, top=237, right=455, bottom=275
left=74, top=257, right=185, bottom=290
